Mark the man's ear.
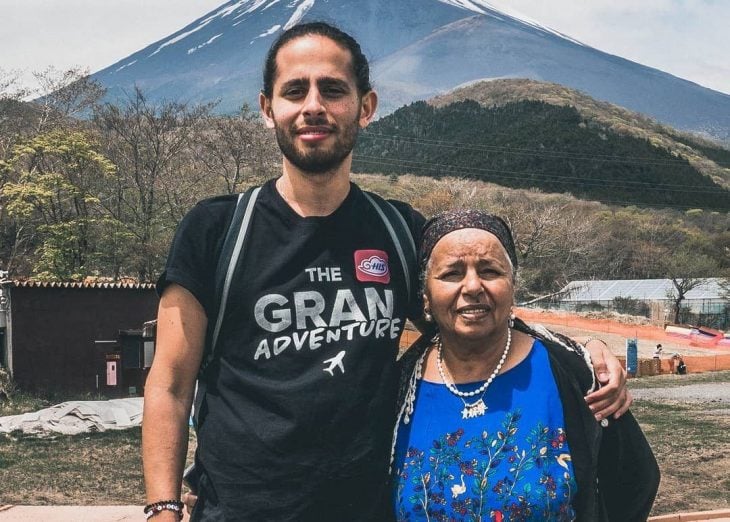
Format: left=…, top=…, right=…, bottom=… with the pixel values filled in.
left=358, top=90, right=378, bottom=128
left=259, top=92, right=275, bottom=129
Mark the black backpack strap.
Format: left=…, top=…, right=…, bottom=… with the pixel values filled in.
left=362, top=191, right=418, bottom=308
left=193, top=186, right=261, bottom=428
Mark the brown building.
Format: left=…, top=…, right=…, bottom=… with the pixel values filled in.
left=0, top=280, right=158, bottom=393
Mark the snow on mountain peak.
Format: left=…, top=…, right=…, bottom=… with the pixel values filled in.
left=437, top=0, right=585, bottom=46
left=284, top=0, right=316, bottom=30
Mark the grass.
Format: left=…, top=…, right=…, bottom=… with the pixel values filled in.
left=0, top=429, right=145, bottom=505
left=629, top=371, right=730, bottom=515
left=1, top=373, right=728, bottom=514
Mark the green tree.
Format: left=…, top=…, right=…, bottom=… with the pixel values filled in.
left=1, top=130, right=116, bottom=280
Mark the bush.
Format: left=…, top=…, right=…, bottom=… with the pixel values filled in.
left=612, top=296, right=651, bottom=317
left=576, top=301, right=605, bottom=312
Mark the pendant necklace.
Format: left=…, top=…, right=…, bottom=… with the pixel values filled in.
left=437, top=328, right=512, bottom=419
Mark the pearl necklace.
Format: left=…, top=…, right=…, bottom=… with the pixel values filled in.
left=437, top=328, right=512, bottom=418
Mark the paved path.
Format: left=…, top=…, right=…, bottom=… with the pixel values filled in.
left=0, top=505, right=197, bottom=521
left=1, top=505, right=728, bottom=521
left=0, top=505, right=142, bottom=521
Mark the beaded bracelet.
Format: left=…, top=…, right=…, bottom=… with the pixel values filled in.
left=143, top=499, right=184, bottom=520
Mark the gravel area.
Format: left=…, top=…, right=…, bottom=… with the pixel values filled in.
left=630, top=382, right=730, bottom=404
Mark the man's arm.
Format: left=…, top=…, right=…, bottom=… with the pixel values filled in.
left=583, top=339, right=632, bottom=421
left=143, top=284, right=206, bottom=521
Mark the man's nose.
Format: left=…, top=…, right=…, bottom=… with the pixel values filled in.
left=302, top=88, right=325, bottom=116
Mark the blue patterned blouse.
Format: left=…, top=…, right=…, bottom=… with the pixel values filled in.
left=393, top=339, right=577, bottom=522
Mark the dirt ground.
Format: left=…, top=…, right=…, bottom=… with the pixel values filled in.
left=517, top=308, right=728, bottom=358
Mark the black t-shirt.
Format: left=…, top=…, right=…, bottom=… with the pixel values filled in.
left=158, top=179, right=424, bottom=521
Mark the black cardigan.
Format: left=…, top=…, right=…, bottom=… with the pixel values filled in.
left=396, top=322, right=660, bottom=521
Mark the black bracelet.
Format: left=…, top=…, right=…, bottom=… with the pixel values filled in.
left=144, top=499, right=184, bottom=520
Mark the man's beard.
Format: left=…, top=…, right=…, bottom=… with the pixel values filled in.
left=274, top=116, right=360, bottom=174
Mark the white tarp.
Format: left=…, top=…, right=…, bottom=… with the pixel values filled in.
left=0, top=398, right=143, bottom=436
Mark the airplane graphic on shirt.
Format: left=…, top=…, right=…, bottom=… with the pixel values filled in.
left=323, top=351, right=346, bottom=376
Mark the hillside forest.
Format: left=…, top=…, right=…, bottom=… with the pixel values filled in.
left=1, top=70, right=728, bottom=303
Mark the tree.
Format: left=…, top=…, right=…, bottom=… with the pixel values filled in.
left=197, top=105, right=278, bottom=194
left=31, top=66, right=106, bottom=132
left=1, top=130, right=116, bottom=280
left=93, top=87, right=212, bottom=280
left=501, top=195, right=602, bottom=299
left=662, top=248, right=719, bottom=324
left=0, top=68, right=35, bottom=161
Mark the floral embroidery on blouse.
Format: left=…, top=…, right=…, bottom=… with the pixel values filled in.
left=395, top=409, right=576, bottom=521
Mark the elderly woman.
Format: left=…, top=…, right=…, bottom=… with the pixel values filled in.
left=392, top=210, right=659, bottom=521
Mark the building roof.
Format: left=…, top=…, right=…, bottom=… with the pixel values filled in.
left=558, top=278, right=727, bottom=302
left=6, top=280, right=156, bottom=290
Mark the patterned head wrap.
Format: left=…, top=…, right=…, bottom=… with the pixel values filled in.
left=419, top=209, right=518, bottom=274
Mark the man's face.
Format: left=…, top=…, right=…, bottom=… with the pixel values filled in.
left=259, top=34, right=377, bottom=174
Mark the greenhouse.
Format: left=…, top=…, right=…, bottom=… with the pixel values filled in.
left=540, top=278, right=728, bottom=328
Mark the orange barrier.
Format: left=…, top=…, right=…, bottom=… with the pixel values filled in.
left=614, top=355, right=730, bottom=376
left=516, top=308, right=730, bottom=351
left=398, top=313, right=730, bottom=373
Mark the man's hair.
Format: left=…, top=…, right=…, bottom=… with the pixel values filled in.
left=262, top=21, right=372, bottom=98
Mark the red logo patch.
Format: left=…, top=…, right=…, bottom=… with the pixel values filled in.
left=354, top=250, right=390, bottom=284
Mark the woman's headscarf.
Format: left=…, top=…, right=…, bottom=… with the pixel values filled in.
left=419, top=209, right=519, bottom=274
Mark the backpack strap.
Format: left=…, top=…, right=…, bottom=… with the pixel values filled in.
left=362, top=191, right=418, bottom=307
left=193, top=186, right=260, bottom=428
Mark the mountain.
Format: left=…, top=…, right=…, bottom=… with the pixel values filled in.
left=352, top=86, right=730, bottom=212
left=91, top=0, right=730, bottom=141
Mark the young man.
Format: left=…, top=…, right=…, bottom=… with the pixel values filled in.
left=142, top=22, right=630, bottom=522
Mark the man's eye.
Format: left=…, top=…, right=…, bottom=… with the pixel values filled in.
left=322, top=86, right=347, bottom=97
left=284, top=88, right=305, bottom=97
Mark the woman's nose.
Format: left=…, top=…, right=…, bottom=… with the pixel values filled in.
left=462, top=269, right=484, bottom=296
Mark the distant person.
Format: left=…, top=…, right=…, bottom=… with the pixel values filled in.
left=652, top=344, right=663, bottom=373
left=653, top=344, right=663, bottom=358
left=675, top=354, right=688, bottom=375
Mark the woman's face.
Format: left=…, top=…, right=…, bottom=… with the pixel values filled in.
left=424, top=228, right=515, bottom=343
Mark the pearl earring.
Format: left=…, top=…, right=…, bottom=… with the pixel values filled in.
left=509, top=310, right=516, bottom=328
left=424, top=308, right=433, bottom=322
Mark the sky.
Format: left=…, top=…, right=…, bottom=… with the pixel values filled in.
left=1, top=0, right=729, bottom=95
